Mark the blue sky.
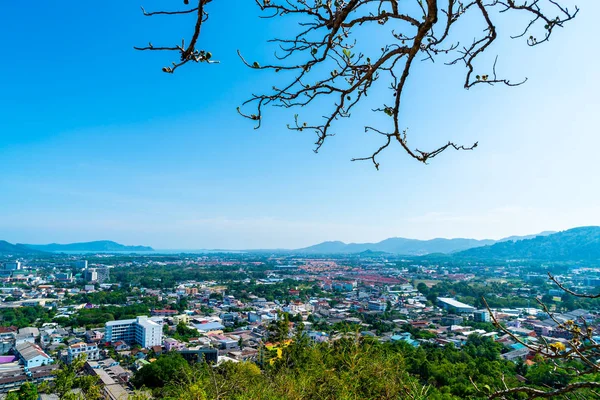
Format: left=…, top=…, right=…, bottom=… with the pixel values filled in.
left=0, top=1, right=597, bottom=249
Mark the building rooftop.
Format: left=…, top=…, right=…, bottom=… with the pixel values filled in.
left=194, top=322, right=225, bottom=331
left=105, top=316, right=162, bottom=327
left=437, top=297, right=475, bottom=310
left=136, top=318, right=161, bottom=329
left=105, top=318, right=137, bottom=326
left=15, top=342, right=52, bottom=362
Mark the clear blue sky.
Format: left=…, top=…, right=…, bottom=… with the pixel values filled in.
left=0, top=1, right=597, bottom=249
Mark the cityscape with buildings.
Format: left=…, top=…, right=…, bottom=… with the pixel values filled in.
left=1, top=0, right=597, bottom=397
left=1, top=235, right=600, bottom=398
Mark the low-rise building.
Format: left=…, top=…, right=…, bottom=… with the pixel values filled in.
left=441, top=315, right=463, bottom=326
left=368, top=300, right=387, bottom=312
left=502, top=347, right=530, bottom=361
left=164, top=338, right=186, bottom=352
left=151, top=309, right=178, bottom=317
left=179, top=348, right=218, bottom=364
left=473, top=310, right=491, bottom=323
left=0, top=327, right=17, bottom=341
left=67, top=342, right=99, bottom=364
left=85, top=359, right=131, bottom=400
left=194, top=321, right=225, bottom=332
left=173, top=314, right=190, bottom=325
left=14, top=342, right=54, bottom=368
left=0, top=363, right=58, bottom=393
left=437, top=298, right=476, bottom=314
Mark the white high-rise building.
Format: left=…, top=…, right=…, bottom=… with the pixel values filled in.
left=105, top=316, right=163, bottom=348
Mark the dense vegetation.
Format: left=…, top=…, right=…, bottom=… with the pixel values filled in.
left=5, top=382, right=38, bottom=400
left=456, top=227, right=600, bottom=263
left=132, top=333, right=530, bottom=400
left=54, top=304, right=150, bottom=329
left=0, top=306, right=55, bottom=328
left=226, top=279, right=323, bottom=302
left=111, top=262, right=275, bottom=289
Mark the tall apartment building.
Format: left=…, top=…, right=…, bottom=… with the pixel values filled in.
left=83, top=268, right=98, bottom=282
left=3, top=262, right=21, bottom=271
left=105, top=316, right=163, bottom=348
left=95, top=266, right=110, bottom=283
left=74, top=260, right=88, bottom=269
left=55, top=272, right=73, bottom=283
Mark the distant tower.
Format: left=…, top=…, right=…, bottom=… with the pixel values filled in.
left=74, top=260, right=88, bottom=269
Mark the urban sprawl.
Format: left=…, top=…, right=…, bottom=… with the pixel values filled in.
left=0, top=253, right=598, bottom=398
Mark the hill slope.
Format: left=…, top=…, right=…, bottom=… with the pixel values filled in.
left=455, top=227, right=600, bottom=261
left=498, top=231, right=556, bottom=242
left=296, top=231, right=555, bottom=255
left=0, top=241, right=46, bottom=255
left=24, top=240, right=154, bottom=252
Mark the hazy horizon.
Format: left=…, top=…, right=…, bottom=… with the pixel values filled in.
left=2, top=227, right=574, bottom=251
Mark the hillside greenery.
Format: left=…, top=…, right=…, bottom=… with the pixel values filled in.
left=455, top=227, right=600, bottom=263
left=131, top=334, right=544, bottom=400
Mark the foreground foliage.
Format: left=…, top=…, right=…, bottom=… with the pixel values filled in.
left=133, top=334, right=528, bottom=399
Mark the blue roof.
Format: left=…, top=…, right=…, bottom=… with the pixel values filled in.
left=391, top=333, right=412, bottom=341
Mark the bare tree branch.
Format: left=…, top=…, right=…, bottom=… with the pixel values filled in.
left=136, top=0, right=577, bottom=167
left=548, top=272, right=600, bottom=299
left=135, top=0, right=218, bottom=73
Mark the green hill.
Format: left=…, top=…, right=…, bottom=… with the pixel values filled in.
left=297, top=237, right=496, bottom=255
left=0, top=240, right=46, bottom=255
left=295, top=232, right=554, bottom=255
left=455, top=226, right=600, bottom=262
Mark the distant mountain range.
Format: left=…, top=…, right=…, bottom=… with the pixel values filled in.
left=3, top=227, right=600, bottom=262
left=454, top=226, right=600, bottom=262
left=24, top=241, right=154, bottom=253
left=296, top=231, right=555, bottom=255
left=0, top=241, right=46, bottom=255
left=0, top=240, right=154, bottom=255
